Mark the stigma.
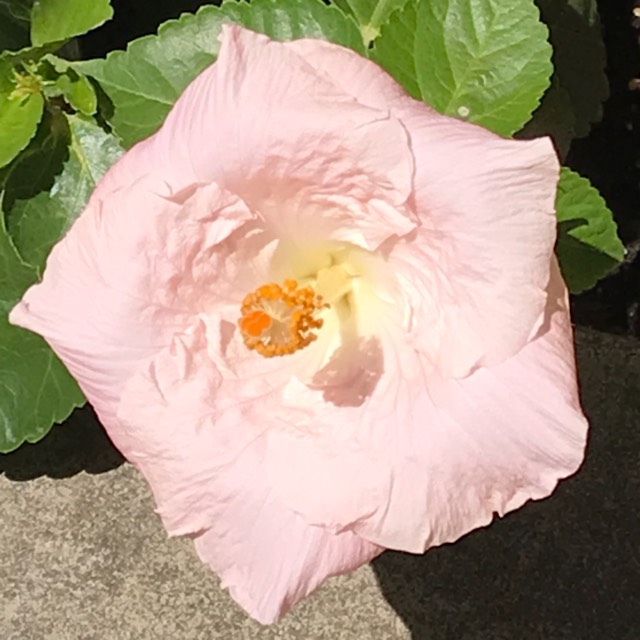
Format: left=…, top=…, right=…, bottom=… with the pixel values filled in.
left=238, top=279, right=327, bottom=357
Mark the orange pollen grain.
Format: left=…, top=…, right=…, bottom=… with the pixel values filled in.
left=238, top=279, right=327, bottom=358
left=239, top=309, right=272, bottom=337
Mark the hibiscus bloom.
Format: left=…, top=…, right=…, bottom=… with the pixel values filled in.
left=10, top=26, right=587, bottom=623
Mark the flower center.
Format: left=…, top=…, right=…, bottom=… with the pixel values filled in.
left=238, top=279, right=327, bottom=357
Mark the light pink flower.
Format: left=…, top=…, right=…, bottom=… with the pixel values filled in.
left=10, top=26, right=588, bottom=623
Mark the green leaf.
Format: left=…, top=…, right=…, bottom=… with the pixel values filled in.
left=416, top=0, right=553, bottom=135
left=30, top=0, right=113, bottom=46
left=55, top=72, right=97, bottom=115
left=516, top=76, right=575, bottom=159
left=555, top=168, right=625, bottom=294
left=0, top=114, right=119, bottom=451
left=0, top=218, right=84, bottom=453
left=373, top=0, right=553, bottom=136
left=56, top=115, right=123, bottom=215
left=0, top=1, right=30, bottom=51
left=535, top=0, right=607, bottom=140
left=74, top=0, right=364, bottom=148
left=6, top=190, right=71, bottom=270
left=331, top=0, right=354, bottom=16
left=0, top=78, right=44, bottom=169
left=0, top=21, right=29, bottom=53
left=341, top=0, right=409, bottom=44
left=517, top=0, right=607, bottom=156
left=0, top=41, right=62, bottom=76
left=42, top=55, right=98, bottom=115
left=6, top=114, right=122, bottom=270
left=369, top=1, right=420, bottom=98
left=0, top=0, right=33, bottom=24
left=1, top=106, right=69, bottom=208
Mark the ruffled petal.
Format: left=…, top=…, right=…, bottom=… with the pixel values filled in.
left=9, top=178, right=254, bottom=420
left=85, top=27, right=417, bottom=251
left=390, top=116, right=559, bottom=377
left=114, top=321, right=381, bottom=624
left=146, top=25, right=416, bottom=250
left=279, top=35, right=560, bottom=377
left=267, top=264, right=587, bottom=552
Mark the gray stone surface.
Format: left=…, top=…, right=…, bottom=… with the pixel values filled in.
left=1, top=327, right=638, bottom=640
left=0, top=459, right=408, bottom=640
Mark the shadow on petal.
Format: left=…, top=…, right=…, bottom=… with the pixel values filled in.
left=310, top=336, right=384, bottom=407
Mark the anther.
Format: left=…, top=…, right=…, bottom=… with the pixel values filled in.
left=238, top=279, right=327, bottom=357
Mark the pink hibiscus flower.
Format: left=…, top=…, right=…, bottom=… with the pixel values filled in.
left=10, top=26, right=588, bottom=623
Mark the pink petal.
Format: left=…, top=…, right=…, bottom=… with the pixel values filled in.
left=281, top=36, right=560, bottom=376
left=284, top=37, right=410, bottom=111
left=391, top=117, right=559, bottom=377
left=144, top=25, right=416, bottom=250
left=92, top=27, right=417, bottom=251
left=114, top=321, right=382, bottom=624
left=9, top=178, right=254, bottom=421
left=267, top=264, right=587, bottom=552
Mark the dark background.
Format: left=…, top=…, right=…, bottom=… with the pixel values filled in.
left=2, top=2, right=639, bottom=639
left=567, top=1, right=640, bottom=337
